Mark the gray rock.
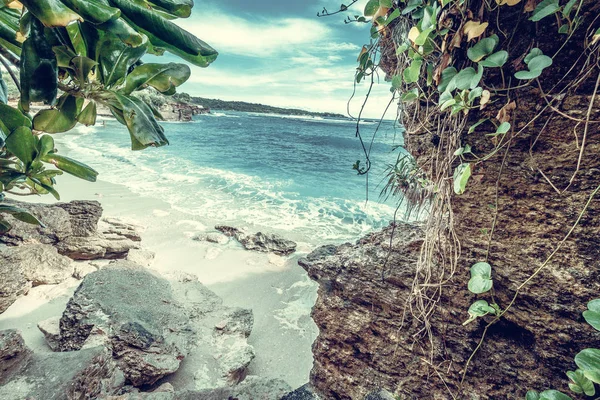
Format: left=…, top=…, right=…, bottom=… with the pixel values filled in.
left=127, top=248, right=156, bottom=266
left=72, top=261, right=99, bottom=279
left=215, top=225, right=297, bottom=255
left=192, top=232, right=229, bottom=245
left=0, top=336, right=124, bottom=400
left=214, top=308, right=253, bottom=338
left=304, top=244, right=337, bottom=262
left=0, top=244, right=73, bottom=313
left=0, top=329, right=32, bottom=378
left=364, top=389, right=396, bottom=400
left=37, top=317, right=61, bottom=351
left=0, top=200, right=102, bottom=246
left=101, top=217, right=143, bottom=242
left=56, top=233, right=139, bottom=260
left=58, top=262, right=192, bottom=386
left=281, top=384, right=322, bottom=400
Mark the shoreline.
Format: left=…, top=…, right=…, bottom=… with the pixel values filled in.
left=0, top=172, right=319, bottom=388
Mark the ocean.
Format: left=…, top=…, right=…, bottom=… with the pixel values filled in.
left=58, top=111, right=407, bottom=246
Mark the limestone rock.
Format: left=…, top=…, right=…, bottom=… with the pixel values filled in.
left=101, top=217, right=144, bottom=242
left=281, top=384, right=321, bottom=400
left=0, top=200, right=102, bottom=246
left=126, top=248, right=155, bottom=266
left=72, top=261, right=99, bottom=280
left=56, top=234, right=139, bottom=260
left=192, top=232, right=229, bottom=245
left=215, top=225, right=297, bottom=255
left=0, top=338, right=123, bottom=400
left=58, top=262, right=192, bottom=386
left=37, top=317, right=61, bottom=351
left=0, top=330, right=32, bottom=378
left=0, top=244, right=73, bottom=313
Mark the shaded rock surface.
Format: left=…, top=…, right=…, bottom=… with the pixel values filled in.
left=215, top=225, right=297, bottom=255
left=0, top=330, right=124, bottom=400
left=58, top=262, right=192, bottom=386
left=0, top=200, right=143, bottom=313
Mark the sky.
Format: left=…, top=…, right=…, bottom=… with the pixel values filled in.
left=164, top=0, right=398, bottom=119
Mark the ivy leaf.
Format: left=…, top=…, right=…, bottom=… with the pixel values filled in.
left=401, top=88, right=420, bottom=102
left=379, top=0, right=393, bottom=7
left=403, top=59, right=422, bottom=84
left=515, top=50, right=553, bottom=80
left=567, top=369, right=596, bottom=396
left=364, top=0, right=380, bottom=16
left=463, top=300, right=496, bottom=325
left=468, top=262, right=493, bottom=293
left=583, top=299, right=600, bottom=331
left=575, top=348, right=600, bottom=384
left=538, top=390, right=573, bottom=400
left=463, top=20, right=488, bottom=41
left=526, top=391, right=540, bottom=400
left=529, top=0, right=561, bottom=22
left=438, top=67, right=457, bottom=92
left=562, top=0, right=578, bottom=18
left=480, top=51, right=509, bottom=67
left=453, top=163, right=472, bottom=195
left=525, top=48, right=543, bottom=64
left=467, top=34, right=499, bottom=62
left=454, top=67, right=477, bottom=90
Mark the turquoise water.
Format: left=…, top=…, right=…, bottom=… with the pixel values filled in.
left=58, top=111, right=406, bottom=244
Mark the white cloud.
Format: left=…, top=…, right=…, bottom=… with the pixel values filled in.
left=178, top=15, right=329, bottom=57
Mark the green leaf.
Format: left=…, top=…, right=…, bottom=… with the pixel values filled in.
left=77, top=101, right=97, bottom=126
left=19, top=0, right=82, bottom=27
left=0, top=216, right=11, bottom=234
left=567, top=370, right=596, bottom=396
left=526, top=391, right=540, bottom=400
left=392, top=74, right=403, bottom=89
left=37, top=135, right=55, bottom=158
left=562, top=0, right=578, bottom=17
left=40, top=153, right=98, bottom=182
left=438, top=67, right=457, bottom=92
left=59, top=0, right=121, bottom=25
left=402, top=0, right=422, bottom=14
left=33, top=95, right=84, bottom=134
left=583, top=299, right=600, bottom=331
left=575, top=348, right=600, bottom=384
left=453, top=163, right=471, bottom=195
left=403, top=59, right=422, bottom=84
left=497, top=122, right=511, bottom=134
left=401, top=88, right=420, bottom=102
left=101, top=91, right=169, bottom=150
left=467, top=35, right=499, bottom=62
left=70, top=56, right=97, bottom=85
left=111, top=0, right=218, bottom=67
left=0, top=69, right=7, bottom=105
left=5, top=126, right=37, bottom=169
left=468, top=262, right=493, bottom=293
left=0, top=204, right=44, bottom=226
left=122, top=62, right=190, bottom=95
left=441, top=99, right=456, bottom=111
left=525, top=48, right=543, bottom=64
left=66, top=23, right=87, bottom=56
left=0, top=103, right=33, bottom=132
left=383, top=8, right=401, bottom=26
left=530, top=0, right=561, bottom=22
left=97, top=16, right=146, bottom=47
left=480, top=51, right=509, bottom=68
left=469, top=119, right=488, bottom=134
left=471, top=64, right=484, bottom=89
left=0, top=7, right=21, bottom=50
left=148, top=0, right=194, bottom=18
left=380, top=0, right=393, bottom=7
left=364, top=0, right=380, bottom=16
left=538, top=390, right=573, bottom=400
left=454, top=67, right=477, bottom=90
left=19, top=18, right=58, bottom=112
left=528, top=55, right=553, bottom=72
left=97, top=33, right=149, bottom=88
left=415, top=27, right=435, bottom=46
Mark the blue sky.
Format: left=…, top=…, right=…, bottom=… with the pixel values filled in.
left=169, top=0, right=397, bottom=118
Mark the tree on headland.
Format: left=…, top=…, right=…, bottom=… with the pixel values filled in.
left=0, top=0, right=217, bottom=232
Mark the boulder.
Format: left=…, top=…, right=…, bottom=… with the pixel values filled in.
left=0, top=200, right=102, bottom=246
left=281, top=384, right=321, bottom=400
left=58, top=262, right=192, bottom=386
left=56, top=234, right=139, bottom=260
left=101, top=217, right=144, bottom=242
left=192, top=232, right=229, bottom=245
left=0, top=244, right=73, bottom=313
left=37, top=317, right=61, bottom=351
left=0, top=330, right=32, bottom=378
left=215, top=225, right=296, bottom=255
left=0, top=330, right=123, bottom=400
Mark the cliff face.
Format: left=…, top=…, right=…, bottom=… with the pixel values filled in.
left=301, top=215, right=599, bottom=399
